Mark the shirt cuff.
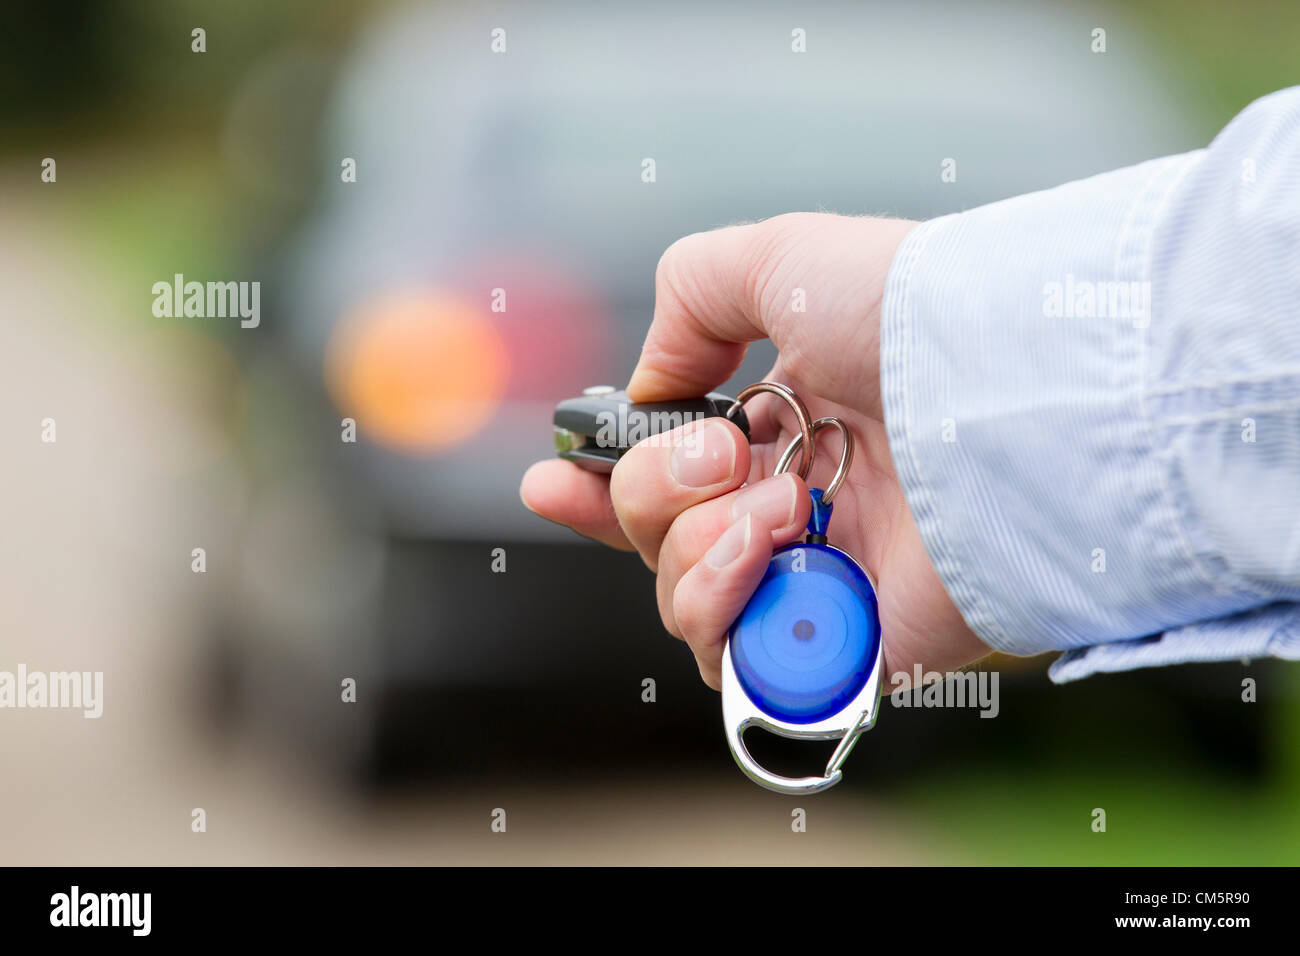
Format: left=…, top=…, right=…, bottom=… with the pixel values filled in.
left=1049, top=603, right=1300, bottom=682
left=880, top=91, right=1300, bottom=682
left=880, top=153, right=1215, bottom=662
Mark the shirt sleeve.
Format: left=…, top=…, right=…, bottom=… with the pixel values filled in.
left=880, top=86, right=1300, bottom=683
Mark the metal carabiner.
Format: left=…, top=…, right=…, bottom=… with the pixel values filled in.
left=721, top=411, right=882, bottom=795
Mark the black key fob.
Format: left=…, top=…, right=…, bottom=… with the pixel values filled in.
left=554, top=385, right=749, bottom=473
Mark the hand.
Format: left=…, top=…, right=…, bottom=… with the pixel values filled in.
left=521, top=213, right=989, bottom=689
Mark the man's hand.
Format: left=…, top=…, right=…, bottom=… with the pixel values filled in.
left=521, top=213, right=989, bottom=689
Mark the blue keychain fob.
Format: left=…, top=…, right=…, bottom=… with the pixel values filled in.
left=720, top=408, right=883, bottom=794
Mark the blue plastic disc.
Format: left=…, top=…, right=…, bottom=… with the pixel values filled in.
left=729, top=542, right=880, bottom=724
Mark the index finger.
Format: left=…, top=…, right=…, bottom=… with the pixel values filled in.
left=520, top=458, right=633, bottom=551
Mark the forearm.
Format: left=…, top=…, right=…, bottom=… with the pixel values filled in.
left=881, top=87, right=1300, bottom=680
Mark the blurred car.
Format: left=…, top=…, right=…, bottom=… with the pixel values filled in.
left=210, top=0, right=1222, bottom=783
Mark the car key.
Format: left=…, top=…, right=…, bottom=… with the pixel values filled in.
left=553, top=385, right=750, bottom=473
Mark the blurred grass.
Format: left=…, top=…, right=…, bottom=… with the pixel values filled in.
left=894, top=662, right=1300, bottom=864
left=64, top=155, right=236, bottom=317
left=1127, top=0, right=1300, bottom=130
left=902, top=770, right=1300, bottom=864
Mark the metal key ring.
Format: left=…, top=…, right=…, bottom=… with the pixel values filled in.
left=725, top=382, right=815, bottom=480
left=774, top=417, right=854, bottom=502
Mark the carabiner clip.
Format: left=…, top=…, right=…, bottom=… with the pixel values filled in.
left=720, top=400, right=883, bottom=794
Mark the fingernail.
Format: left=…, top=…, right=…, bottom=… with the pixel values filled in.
left=730, top=473, right=798, bottom=528
left=670, top=421, right=736, bottom=487
left=706, top=513, right=752, bottom=569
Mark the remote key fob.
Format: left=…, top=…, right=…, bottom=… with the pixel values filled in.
left=553, top=385, right=749, bottom=473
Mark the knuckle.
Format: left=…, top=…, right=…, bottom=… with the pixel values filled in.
left=656, top=229, right=706, bottom=275
left=653, top=232, right=712, bottom=322
left=657, top=569, right=682, bottom=639
left=740, top=216, right=808, bottom=330
left=654, top=233, right=699, bottom=295
left=666, top=545, right=716, bottom=646
left=670, top=581, right=699, bottom=643
left=698, top=660, right=722, bottom=691
left=608, top=454, right=652, bottom=526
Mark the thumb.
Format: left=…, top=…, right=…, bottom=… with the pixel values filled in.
left=626, top=214, right=915, bottom=415
left=626, top=219, right=789, bottom=403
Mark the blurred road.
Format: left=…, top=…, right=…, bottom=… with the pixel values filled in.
left=0, top=214, right=929, bottom=865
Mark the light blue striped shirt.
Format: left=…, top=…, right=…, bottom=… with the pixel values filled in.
left=881, top=87, right=1300, bottom=682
